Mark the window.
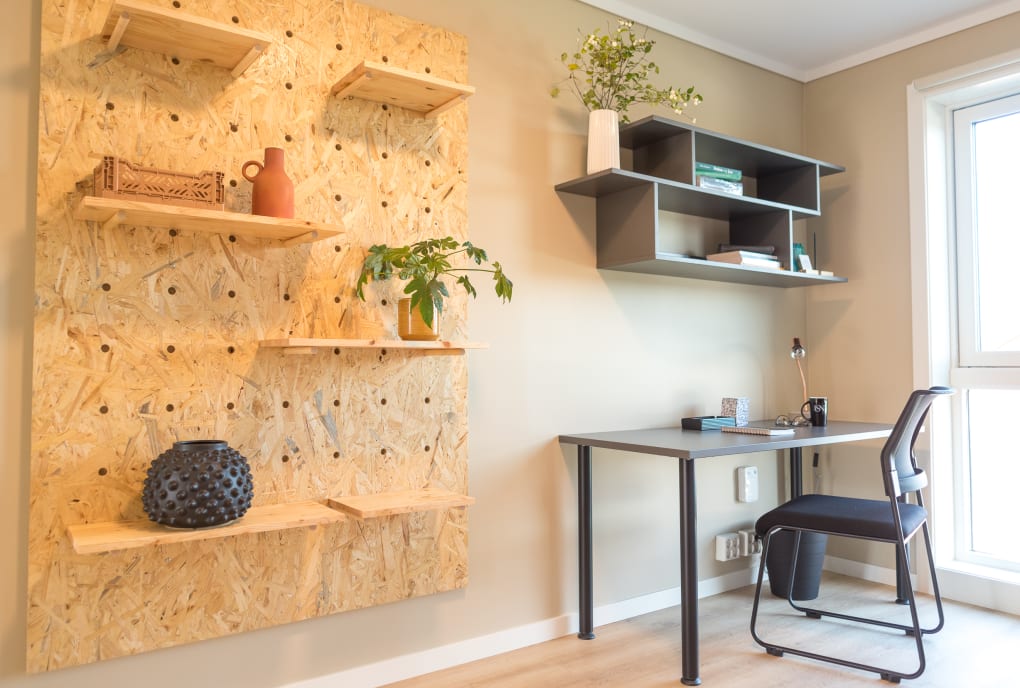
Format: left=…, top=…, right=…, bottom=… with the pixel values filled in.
left=954, top=95, right=1020, bottom=367
left=951, top=93, right=1020, bottom=573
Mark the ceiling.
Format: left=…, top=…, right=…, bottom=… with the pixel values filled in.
left=579, top=0, right=1020, bottom=81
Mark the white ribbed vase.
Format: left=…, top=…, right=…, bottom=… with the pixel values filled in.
left=586, top=109, right=620, bottom=174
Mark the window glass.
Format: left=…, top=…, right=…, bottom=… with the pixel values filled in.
left=966, top=389, right=1020, bottom=565
left=972, top=111, right=1020, bottom=353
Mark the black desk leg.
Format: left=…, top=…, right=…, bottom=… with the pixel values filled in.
left=789, top=447, right=803, bottom=498
left=679, top=458, right=701, bottom=686
left=578, top=445, right=595, bottom=639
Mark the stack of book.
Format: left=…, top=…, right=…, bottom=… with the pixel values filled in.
left=706, top=249, right=782, bottom=270
left=695, top=161, right=743, bottom=196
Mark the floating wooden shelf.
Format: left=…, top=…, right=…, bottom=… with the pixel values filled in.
left=330, top=60, right=475, bottom=117
left=67, top=501, right=344, bottom=555
left=259, top=337, right=488, bottom=356
left=75, top=196, right=343, bottom=245
left=328, top=489, right=475, bottom=519
left=100, top=0, right=273, bottom=76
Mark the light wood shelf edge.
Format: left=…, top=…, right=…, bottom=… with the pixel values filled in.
left=101, top=0, right=274, bottom=75
left=67, top=501, right=344, bottom=554
left=259, top=337, right=489, bottom=353
left=74, top=196, right=343, bottom=244
left=328, top=489, right=475, bottom=519
left=330, top=60, right=475, bottom=116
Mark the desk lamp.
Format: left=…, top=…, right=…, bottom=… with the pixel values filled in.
left=791, top=337, right=807, bottom=403
left=776, top=337, right=811, bottom=427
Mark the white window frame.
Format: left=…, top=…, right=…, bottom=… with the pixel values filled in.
left=907, top=49, right=1020, bottom=616
left=953, top=93, right=1020, bottom=368
left=950, top=94, right=1020, bottom=575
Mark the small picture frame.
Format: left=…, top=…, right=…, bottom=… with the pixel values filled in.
left=798, top=254, right=813, bottom=272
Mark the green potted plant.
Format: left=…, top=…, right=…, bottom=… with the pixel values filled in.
left=356, top=236, right=513, bottom=341
left=551, top=19, right=702, bottom=173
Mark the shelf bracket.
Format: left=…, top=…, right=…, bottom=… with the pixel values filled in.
left=101, top=210, right=127, bottom=232
left=425, top=94, right=467, bottom=120
left=106, top=12, right=131, bottom=52
left=423, top=348, right=466, bottom=357
left=231, top=43, right=264, bottom=78
left=331, top=72, right=372, bottom=99
left=281, top=230, right=320, bottom=247
left=282, top=347, right=317, bottom=356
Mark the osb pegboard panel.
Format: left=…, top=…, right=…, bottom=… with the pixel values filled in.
left=29, top=0, right=472, bottom=671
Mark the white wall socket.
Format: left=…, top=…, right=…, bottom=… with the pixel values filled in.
left=737, top=465, right=759, bottom=502
left=715, top=533, right=740, bottom=561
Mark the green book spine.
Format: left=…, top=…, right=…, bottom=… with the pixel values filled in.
left=695, top=162, right=742, bottom=181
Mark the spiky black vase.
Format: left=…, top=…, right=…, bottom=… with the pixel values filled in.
left=142, top=440, right=254, bottom=528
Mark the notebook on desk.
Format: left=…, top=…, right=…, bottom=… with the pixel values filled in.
left=720, top=425, right=795, bottom=436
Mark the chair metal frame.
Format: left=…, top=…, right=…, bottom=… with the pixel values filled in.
left=749, top=387, right=952, bottom=683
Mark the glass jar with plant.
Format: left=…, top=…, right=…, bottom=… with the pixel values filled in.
left=552, top=19, right=702, bottom=173
left=356, top=237, right=513, bottom=341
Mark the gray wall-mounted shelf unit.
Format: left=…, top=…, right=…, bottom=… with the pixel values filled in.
left=556, top=116, right=846, bottom=288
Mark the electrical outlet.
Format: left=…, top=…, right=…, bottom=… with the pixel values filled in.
left=737, top=466, right=759, bottom=502
left=715, top=532, right=740, bottom=561
left=737, top=528, right=758, bottom=556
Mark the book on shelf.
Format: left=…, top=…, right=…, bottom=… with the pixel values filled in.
left=695, top=161, right=742, bottom=181
left=696, top=175, right=743, bottom=195
left=708, top=250, right=778, bottom=262
left=718, top=243, right=776, bottom=255
left=707, top=250, right=782, bottom=270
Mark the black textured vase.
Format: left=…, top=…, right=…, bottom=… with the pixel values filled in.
left=142, top=440, right=254, bottom=528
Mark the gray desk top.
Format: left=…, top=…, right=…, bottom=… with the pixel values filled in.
left=559, top=421, right=893, bottom=459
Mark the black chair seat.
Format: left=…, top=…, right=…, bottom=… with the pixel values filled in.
left=756, top=493, right=927, bottom=542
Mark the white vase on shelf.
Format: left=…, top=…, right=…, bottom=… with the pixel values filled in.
left=586, top=109, right=620, bottom=174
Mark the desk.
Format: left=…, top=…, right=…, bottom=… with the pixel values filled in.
left=559, top=421, right=893, bottom=686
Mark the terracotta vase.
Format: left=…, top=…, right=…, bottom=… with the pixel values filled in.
left=586, top=109, right=620, bottom=174
left=397, top=297, right=440, bottom=341
left=242, top=147, right=294, bottom=218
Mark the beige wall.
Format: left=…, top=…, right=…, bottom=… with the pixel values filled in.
left=804, top=12, right=1020, bottom=566
left=8, top=0, right=982, bottom=684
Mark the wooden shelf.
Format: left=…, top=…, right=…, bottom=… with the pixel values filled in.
left=100, top=0, right=273, bottom=76
left=259, top=337, right=488, bottom=356
left=67, top=501, right=344, bottom=555
left=328, top=489, right=475, bottom=519
left=330, top=60, right=475, bottom=118
left=68, top=490, right=474, bottom=553
left=75, top=196, right=343, bottom=245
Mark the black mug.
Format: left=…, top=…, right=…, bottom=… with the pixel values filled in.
left=801, top=396, right=828, bottom=426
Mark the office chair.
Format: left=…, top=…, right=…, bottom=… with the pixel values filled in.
left=750, top=386, right=953, bottom=683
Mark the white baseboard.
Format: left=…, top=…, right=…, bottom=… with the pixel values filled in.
left=825, top=554, right=1020, bottom=616
left=823, top=554, right=907, bottom=588
left=283, top=564, right=760, bottom=688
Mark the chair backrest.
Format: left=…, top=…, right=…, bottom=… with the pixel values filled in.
left=881, top=386, right=954, bottom=499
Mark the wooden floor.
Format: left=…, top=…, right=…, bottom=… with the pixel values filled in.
left=386, top=574, right=1020, bottom=687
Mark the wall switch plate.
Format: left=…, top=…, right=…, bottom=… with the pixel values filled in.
left=737, top=465, right=759, bottom=502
